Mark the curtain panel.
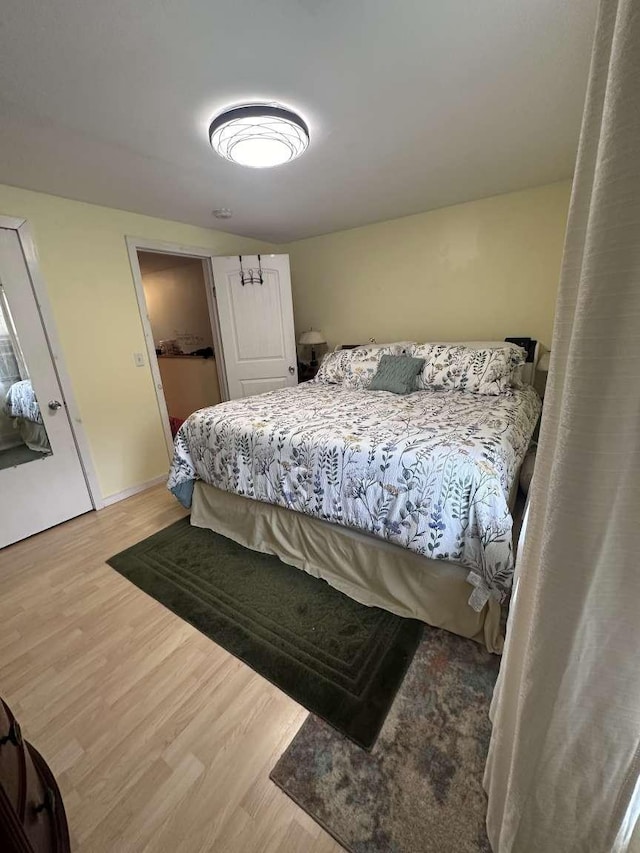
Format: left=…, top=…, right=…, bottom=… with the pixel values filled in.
left=484, top=1, right=640, bottom=850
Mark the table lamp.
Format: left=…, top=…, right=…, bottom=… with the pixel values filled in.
left=298, top=329, right=326, bottom=368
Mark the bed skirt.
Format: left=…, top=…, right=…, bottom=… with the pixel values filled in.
left=16, top=418, right=51, bottom=453
left=190, top=481, right=504, bottom=653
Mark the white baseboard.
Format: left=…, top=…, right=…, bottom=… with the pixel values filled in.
left=101, top=474, right=168, bottom=507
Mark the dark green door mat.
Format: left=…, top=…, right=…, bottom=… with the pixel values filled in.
left=107, top=518, right=423, bottom=749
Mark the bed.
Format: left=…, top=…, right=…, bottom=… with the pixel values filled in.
left=2, top=379, right=51, bottom=453
left=168, top=342, right=541, bottom=653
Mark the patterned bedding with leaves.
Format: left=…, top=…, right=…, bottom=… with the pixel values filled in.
left=3, top=379, right=42, bottom=424
left=168, top=382, right=540, bottom=609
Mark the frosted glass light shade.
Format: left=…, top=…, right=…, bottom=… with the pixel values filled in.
left=298, top=329, right=326, bottom=346
left=209, top=105, right=309, bottom=169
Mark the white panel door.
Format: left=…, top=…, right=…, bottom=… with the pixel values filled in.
left=0, top=228, right=93, bottom=547
left=212, top=254, right=298, bottom=399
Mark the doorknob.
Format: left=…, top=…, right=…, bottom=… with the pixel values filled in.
left=48, top=400, right=63, bottom=411
left=288, top=366, right=295, bottom=375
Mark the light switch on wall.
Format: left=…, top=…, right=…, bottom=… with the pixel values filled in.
left=133, top=352, right=146, bottom=367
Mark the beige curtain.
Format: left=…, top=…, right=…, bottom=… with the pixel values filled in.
left=484, top=1, right=640, bottom=851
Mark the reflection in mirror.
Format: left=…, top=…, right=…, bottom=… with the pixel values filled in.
left=0, top=283, right=52, bottom=471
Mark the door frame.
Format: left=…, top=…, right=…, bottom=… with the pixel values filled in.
left=0, top=215, right=103, bottom=509
left=126, top=236, right=230, bottom=458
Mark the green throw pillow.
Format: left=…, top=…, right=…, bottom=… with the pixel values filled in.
left=368, top=354, right=425, bottom=394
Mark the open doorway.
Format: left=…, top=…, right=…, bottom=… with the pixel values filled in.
left=132, top=246, right=227, bottom=454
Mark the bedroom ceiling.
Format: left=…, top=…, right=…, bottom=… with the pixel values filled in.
left=0, top=0, right=597, bottom=243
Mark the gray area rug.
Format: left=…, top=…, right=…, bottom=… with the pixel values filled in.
left=270, top=625, right=500, bottom=852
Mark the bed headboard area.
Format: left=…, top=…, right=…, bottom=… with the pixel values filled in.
left=335, top=337, right=542, bottom=384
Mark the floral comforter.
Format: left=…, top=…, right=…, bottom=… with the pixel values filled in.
left=168, top=383, right=540, bottom=609
left=3, top=380, right=42, bottom=424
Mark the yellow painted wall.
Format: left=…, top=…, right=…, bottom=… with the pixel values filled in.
left=0, top=184, right=271, bottom=500
left=287, top=181, right=571, bottom=350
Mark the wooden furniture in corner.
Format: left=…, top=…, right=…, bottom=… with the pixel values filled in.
left=297, top=361, right=320, bottom=383
left=0, top=698, right=70, bottom=853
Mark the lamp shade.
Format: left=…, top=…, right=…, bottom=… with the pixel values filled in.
left=298, top=329, right=326, bottom=346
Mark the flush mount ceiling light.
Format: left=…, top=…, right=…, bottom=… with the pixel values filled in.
left=209, top=104, right=309, bottom=169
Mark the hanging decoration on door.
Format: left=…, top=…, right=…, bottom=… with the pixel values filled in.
left=238, top=255, right=264, bottom=286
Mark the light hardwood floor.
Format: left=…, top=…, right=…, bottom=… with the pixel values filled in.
left=0, top=486, right=342, bottom=853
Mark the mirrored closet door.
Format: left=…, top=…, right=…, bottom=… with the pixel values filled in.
left=0, top=227, right=92, bottom=548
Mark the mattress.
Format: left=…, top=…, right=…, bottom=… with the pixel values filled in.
left=168, top=381, right=540, bottom=609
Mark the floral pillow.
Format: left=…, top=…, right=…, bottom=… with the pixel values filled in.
left=314, top=348, right=353, bottom=385
left=315, top=343, right=413, bottom=389
left=410, top=343, right=526, bottom=395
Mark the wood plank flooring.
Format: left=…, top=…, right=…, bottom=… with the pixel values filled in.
left=0, top=486, right=342, bottom=852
